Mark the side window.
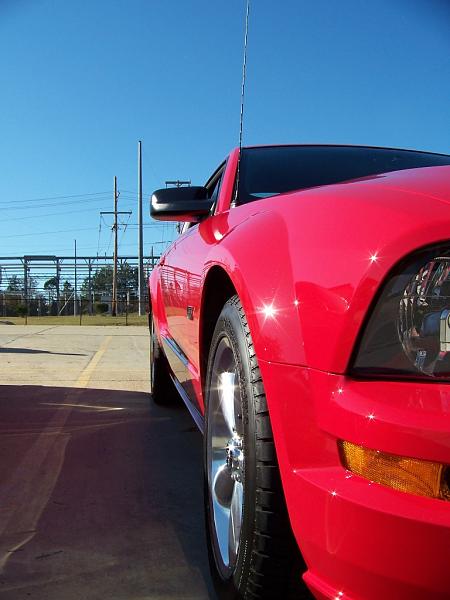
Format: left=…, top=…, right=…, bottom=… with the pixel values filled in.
left=206, top=166, right=225, bottom=215
left=180, top=166, right=225, bottom=234
left=209, top=173, right=222, bottom=202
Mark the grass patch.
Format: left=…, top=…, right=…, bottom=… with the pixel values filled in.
left=0, top=314, right=148, bottom=326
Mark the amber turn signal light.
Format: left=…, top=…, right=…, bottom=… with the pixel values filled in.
left=339, top=440, right=450, bottom=501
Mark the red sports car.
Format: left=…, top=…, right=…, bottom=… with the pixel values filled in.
left=149, top=145, right=450, bottom=600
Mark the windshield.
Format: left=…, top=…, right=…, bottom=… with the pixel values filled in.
left=237, top=145, right=450, bottom=205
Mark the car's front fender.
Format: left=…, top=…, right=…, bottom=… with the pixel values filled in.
left=199, top=180, right=450, bottom=373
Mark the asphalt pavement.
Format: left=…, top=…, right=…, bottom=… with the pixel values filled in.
left=0, top=325, right=214, bottom=599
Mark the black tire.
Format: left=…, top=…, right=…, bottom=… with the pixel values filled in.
left=149, top=316, right=179, bottom=405
left=203, top=295, right=310, bottom=599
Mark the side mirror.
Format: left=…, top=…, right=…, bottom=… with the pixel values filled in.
left=150, top=186, right=213, bottom=222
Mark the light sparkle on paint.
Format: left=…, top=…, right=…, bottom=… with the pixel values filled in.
left=261, top=303, right=277, bottom=319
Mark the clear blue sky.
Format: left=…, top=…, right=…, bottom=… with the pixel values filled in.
left=0, top=0, right=448, bottom=259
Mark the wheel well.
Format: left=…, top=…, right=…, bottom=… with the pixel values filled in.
left=200, top=266, right=237, bottom=388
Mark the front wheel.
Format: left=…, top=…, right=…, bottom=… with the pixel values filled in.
left=204, top=295, right=309, bottom=599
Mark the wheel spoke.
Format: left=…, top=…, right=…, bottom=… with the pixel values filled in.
left=213, top=463, right=234, bottom=508
left=218, top=371, right=236, bottom=435
left=208, top=337, right=245, bottom=571
left=228, top=480, right=243, bottom=564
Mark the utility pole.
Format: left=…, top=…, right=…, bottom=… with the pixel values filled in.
left=100, top=177, right=131, bottom=317
left=138, top=141, right=144, bottom=316
left=112, top=176, right=118, bottom=316
left=23, top=258, right=28, bottom=313
left=74, top=239, right=77, bottom=316
left=87, top=259, right=93, bottom=315
left=56, top=258, right=60, bottom=305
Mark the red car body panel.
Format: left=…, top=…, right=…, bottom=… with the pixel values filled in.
left=261, top=361, right=450, bottom=600
left=149, top=147, right=450, bottom=600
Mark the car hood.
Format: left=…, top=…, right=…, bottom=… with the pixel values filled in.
left=353, top=164, right=450, bottom=205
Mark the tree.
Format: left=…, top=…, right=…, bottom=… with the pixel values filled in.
left=5, top=275, right=38, bottom=296
left=118, top=264, right=138, bottom=294
left=82, top=266, right=113, bottom=296
left=62, top=280, right=73, bottom=295
left=26, top=276, right=39, bottom=297
left=6, top=275, right=22, bottom=293
left=16, top=304, right=28, bottom=317
left=3, top=275, right=23, bottom=316
left=81, top=265, right=138, bottom=297
left=55, top=280, right=74, bottom=316
left=44, top=276, right=59, bottom=300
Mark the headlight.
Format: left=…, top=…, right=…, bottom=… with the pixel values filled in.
left=353, top=244, right=450, bottom=380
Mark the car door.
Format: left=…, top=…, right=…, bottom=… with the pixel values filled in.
left=159, top=164, right=226, bottom=403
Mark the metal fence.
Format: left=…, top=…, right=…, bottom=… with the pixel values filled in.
left=0, top=293, right=149, bottom=326
left=0, top=254, right=160, bottom=325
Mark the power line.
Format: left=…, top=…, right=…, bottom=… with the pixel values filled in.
left=121, top=188, right=153, bottom=196
left=105, top=229, right=114, bottom=255
left=0, top=191, right=111, bottom=205
left=0, top=223, right=170, bottom=246
left=0, top=195, right=113, bottom=210
left=2, top=196, right=135, bottom=213
left=0, top=200, right=136, bottom=222
left=0, top=240, right=175, bottom=257
left=2, top=206, right=113, bottom=223
left=118, top=212, right=131, bottom=250
left=1, top=227, right=98, bottom=239
left=96, top=215, right=102, bottom=257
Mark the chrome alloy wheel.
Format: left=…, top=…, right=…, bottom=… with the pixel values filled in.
left=207, top=336, right=245, bottom=573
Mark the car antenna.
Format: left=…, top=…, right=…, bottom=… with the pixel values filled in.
left=233, top=0, right=251, bottom=205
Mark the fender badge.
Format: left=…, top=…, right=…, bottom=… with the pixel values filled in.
left=187, top=306, right=194, bottom=320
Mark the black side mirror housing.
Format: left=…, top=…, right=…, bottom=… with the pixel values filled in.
left=150, top=186, right=213, bottom=222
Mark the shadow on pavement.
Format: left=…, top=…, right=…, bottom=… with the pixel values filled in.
left=0, top=384, right=215, bottom=600
left=0, top=348, right=86, bottom=356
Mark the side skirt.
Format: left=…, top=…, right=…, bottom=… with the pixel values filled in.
left=169, top=374, right=204, bottom=434
left=161, top=333, right=204, bottom=434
